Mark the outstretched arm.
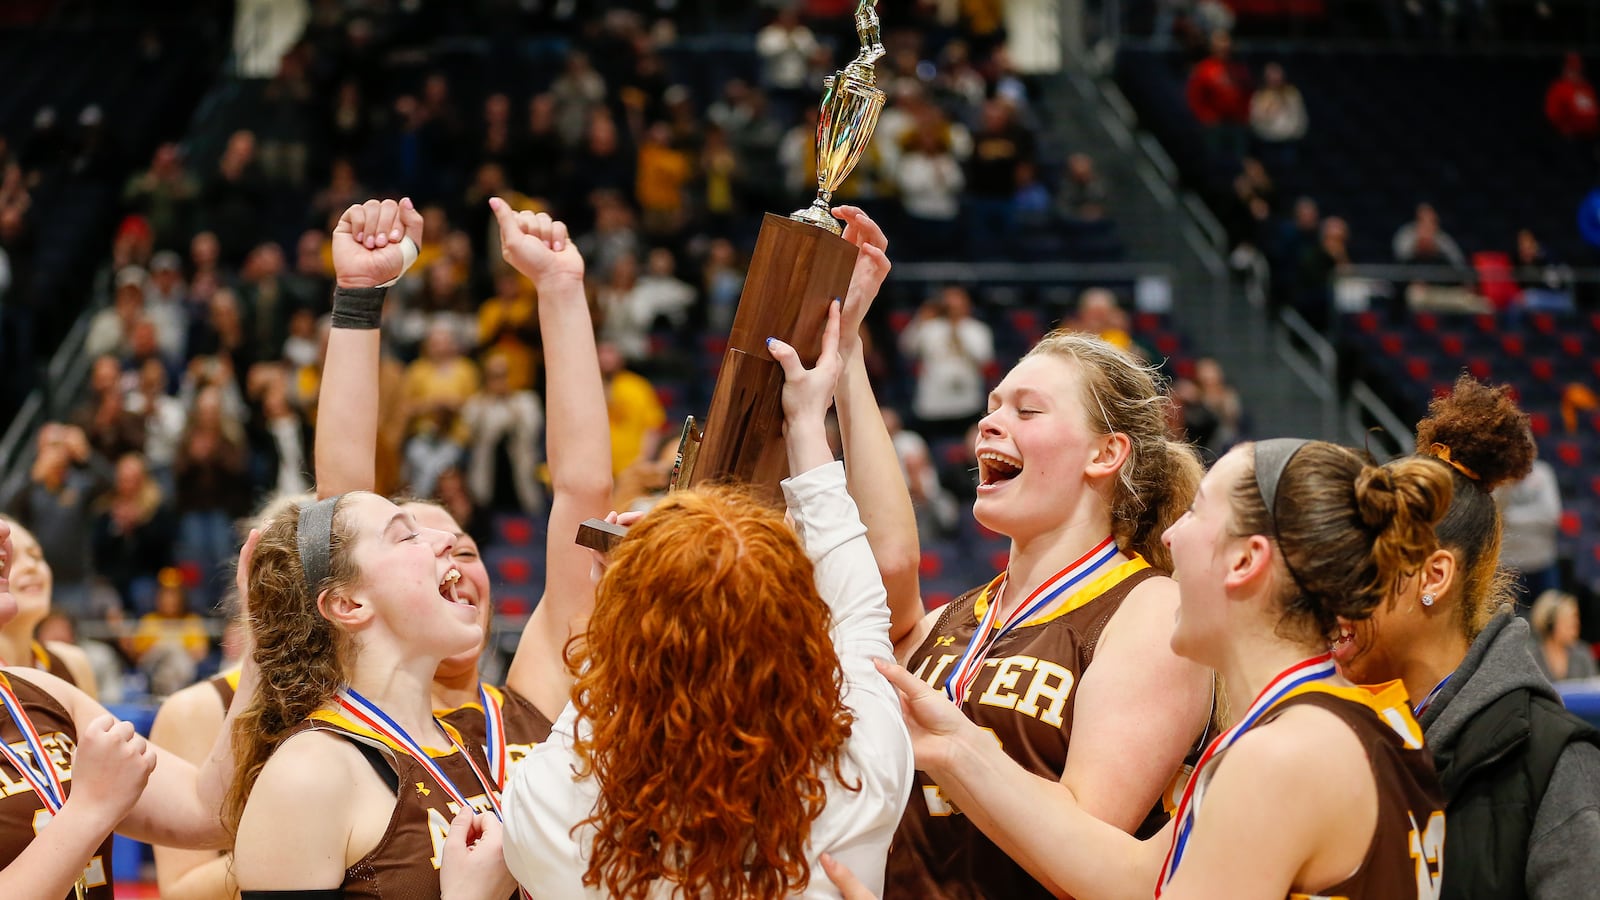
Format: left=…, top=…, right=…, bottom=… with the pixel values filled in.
left=831, top=206, right=924, bottom=645
left=314, top=197, right=424, bottom=498
left=490, top=199, right=614, bottom=722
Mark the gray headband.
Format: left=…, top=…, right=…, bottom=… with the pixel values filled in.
left=1253, top=438, right=1310, bottom=531
left=297, top=495, right=343, bottom=594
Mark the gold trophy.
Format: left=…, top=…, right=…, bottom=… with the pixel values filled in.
left=677, top=2, right=886, bottom=501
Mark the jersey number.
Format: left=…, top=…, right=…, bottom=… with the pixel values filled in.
left=1407, top=810, right=1445, bottom=900
left=426, top=793, right=493, bottom=870
left=34, top=809, right=107, bottom=889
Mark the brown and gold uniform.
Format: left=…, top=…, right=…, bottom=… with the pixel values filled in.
left=1263, top=683, right=1447, bottom=900
left=31, top=642, right=77, bottom=687
left=208, top=668, right=240, bottom=709
left=888, top=556, right=1194, bottom=899
left=436, top=683, right=553, bottom=774
left=291, top=710, right=517, bottom=900
left=0, top=671, right=113, bottom=900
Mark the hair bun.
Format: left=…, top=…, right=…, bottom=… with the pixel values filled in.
left=1354, top=465, right=1398, bottom=528
left=1414, top=376, right=1534, bottom=491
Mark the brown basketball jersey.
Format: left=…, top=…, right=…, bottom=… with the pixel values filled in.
left=887, top=558, right=1166, bottom=900
left=292, top=712, right=516, bottom=900
left=1266, top=685, right=1447, bottom=900
left=0, top=671, right=114, bottom=900
left=31, top=642, right=76, bottom=687
left=208, top=668, right=240, bottom=710
left=437, top=682, right=553, bottom=776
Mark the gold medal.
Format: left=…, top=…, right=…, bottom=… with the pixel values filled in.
left=73, top=875, right=87, bottom=900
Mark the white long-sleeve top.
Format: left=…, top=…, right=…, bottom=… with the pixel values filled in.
left=501, top=461, right=913, bottom=898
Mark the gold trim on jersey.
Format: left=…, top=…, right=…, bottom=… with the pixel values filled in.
left=432, top=681, right=505, bottom=718
left=970, top=556, right=1153, bottom=629
left=307, top=708, right=468, bottom=758
left=220, top=668, right=242, bottom=692
left=29, top=642, right=49, bottom=672
left=1274, top=680, right=1425, bottom=750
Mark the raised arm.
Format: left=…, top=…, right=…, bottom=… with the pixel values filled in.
left=831, top=206, right=924, bottom=644
left=490, top=199, right=614, bottom=722
left=314, top=197, right=425, bottom=498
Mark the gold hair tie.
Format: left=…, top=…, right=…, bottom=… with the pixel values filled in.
left=1429, top=443, right=1481, bottom=482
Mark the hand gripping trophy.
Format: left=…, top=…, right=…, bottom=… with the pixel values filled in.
left=668, top=2, right=887, bottom=502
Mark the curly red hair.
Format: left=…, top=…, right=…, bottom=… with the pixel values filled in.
left=567, top=485, right=856, bottom=900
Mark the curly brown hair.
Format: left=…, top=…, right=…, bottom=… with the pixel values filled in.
left=1022, top=331, right=1203, bottom=572
left=1414, top=375, right=1535, bottom=635
left=566, top=485, right=856, bottom=900
left=222, top=494, right=363, bottom=835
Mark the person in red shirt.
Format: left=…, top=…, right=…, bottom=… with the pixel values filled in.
left=1545, top=52, right=1598, bottom=141
left=1186, top=30, right=1252, bottom=163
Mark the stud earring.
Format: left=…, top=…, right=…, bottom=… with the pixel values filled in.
left=1421, top=592, right=1436, bottom=607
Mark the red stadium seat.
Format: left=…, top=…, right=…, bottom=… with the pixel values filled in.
left=1136, top=312, right=1164, bottom=333
left=1500, top=334, right=1525, bottom=356
left=1556, top=441, right=1582, bottom=468
left=1440, top=334, right=1465, bottom=357
left=888, top=310, right=913, bottom=333
left=1155, top=333, right=1181, bottom=357
left=1174, top=357, right=1197, bottom=380
left=1405, top=357, right=1431, bottom=381
left=925, top=592, right=954, bottom=611
left=990, top=549, right=1010, bottom=572
left=1473, top=314, right=1499, bottom=334
left=498, top=595, right=531, bottom=617
left=1561, top=512, right=1582, bottom=538
left=1380, top=333, right=1405, bottom=356
left=1354, top=312, right=1380, bottom=335
left=1531, top=312, right=1558, bottom=335
left=1562, top=335, right=1586, bottom=358
left=1530, top=358, right=1556, bottom=382
left=496, top=516, right=535, bottom=547
left=919, top=551, right=943, bottom=578
left=1414, top=312, right=1439, bottom=333
left=1529, top=412, right=1551, bottom=439
left=1466, top=358, right=1492, bottom=380
left=495, top=557, right=534, bottom=585
left=176, top=560, right=204, bottom=589
left=1591, top=476, right=1600, bottom=500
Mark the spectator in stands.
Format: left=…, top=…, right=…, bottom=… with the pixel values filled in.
left=1495, top=451, right=1563, bottom=610
left=308, top=158, right=366, bottom=235
left=122, top=142, right=198, bottom=252
left=91, top=451, right=175, bottom=613
left=1223, top=156, right=1276, bottom=250
left=85, top=267, right=151, bottom=360
left=238, top=241, right=296, bottom=366
left=246, top=364, right=311, bottom=499
left=285, top=229, right=333, bottom=312
left=1056, top=153, right=1108, bottom=223
left=72, top=354, right=145, bottom=463
left=122, top=566, right=209, bottom=697
left=1393, top=202, right=1467, bottom=268
left=1513, top=228, right=1575, bottom=312
left=599, top=340, right=666, bottom=477
left=477, top=268, right=539, bottom=392
left=126, top=356, right=186, bottom=475
left=1295, top=215, right=1349, bottom=331
left=635, top=247, right=697, bottom=332
left=200, top=129, right=267, bottom=265
left=0, top=423, right=106, bottom=616
left=185, top=290, right=256, bottom=390
left=699, top=124, right=740, bottom=237
left=462, top=355, right=544, bottom=514
left=899, top=285, right=994, bottom=440
left=756, top=6, right=819, bottom=116
left=552, top=50, right=608, bottom=147
left=1544, top=52, right=1598, bottom=142
left=577, top=191, right=642, bottom=281
left=1249, top=63, right=1308, bottom=172
left=1167, top=376, right=1219, bottom=449
left=401, top=322, right=478, bottom=493
left=895, top=115, right=965, bottom=260
left=1530, top=590, right=1597, bottom=683
left=1185, top=30, right=1252, bottom=162
left=36, top=610, right=122, bottom=704
left=1069, top=287, right=1134, bottom=352
left=883, top=406, right=960, bottom=540
left=966, top=98, right=1035, bottom=244
left=1193, top=357, right=1244, bottom=453
left=173, top=384, right=250, bottom=605
left=702, top=237, right=746, bottom=333
left=520, top=93, right=566, bottom=202
left=731, top=90, right=788, bottom=213
left=636, top=122, right=692, bottom=237
left=144, top=250, right=189, bottom=357
left=570, top=111, right=635, bottom=207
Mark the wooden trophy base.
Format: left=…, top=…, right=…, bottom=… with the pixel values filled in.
left=684, top=212, right=857, bottom=501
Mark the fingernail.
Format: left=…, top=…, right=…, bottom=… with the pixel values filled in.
left=390, top=228, right=401, bottom=240
left=354, top=231, right=363, bottom=241
left=402, top=196, right=413, bottom=209
left=766, top=337, right=775, bottom=347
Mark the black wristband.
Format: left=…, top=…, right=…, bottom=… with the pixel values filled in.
left=330, top=286, right=386, bottom=330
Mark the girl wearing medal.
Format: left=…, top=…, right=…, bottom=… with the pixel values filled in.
left=0, top=517, right=98, bottom=696
left=883, top=332, right=1214, bottom=898
left=1332, top=377, right=1600, bottom=900
left=0, top=518, right=243, bottom=899
left=309, top=195, right=611, bottom=776
left=869, top=438, right=1452, bottom=899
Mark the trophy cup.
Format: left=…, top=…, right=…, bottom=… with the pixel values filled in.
left=673, top=2, right=887, bottom=502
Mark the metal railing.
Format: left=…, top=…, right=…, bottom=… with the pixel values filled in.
left=0, top=309, right=99, bottom=504
left=1276, top=307, right=1341, bottom=439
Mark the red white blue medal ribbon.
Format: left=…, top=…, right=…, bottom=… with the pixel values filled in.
left=0, top=674, right=66, bottom=814
left=1156, top=653, right=1339, bottom=896
left=479, top=682, right=507, bottom=791
left=943, top=535, right=1119, bottom=704
left=336, top=687, right=504, bottom=819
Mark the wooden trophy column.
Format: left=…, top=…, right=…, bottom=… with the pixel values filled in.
left=685, top=214, right=857, bottom=500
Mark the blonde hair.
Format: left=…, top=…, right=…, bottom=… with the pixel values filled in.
left=1531, top=590, right=1580, bottom=641
left=1021, top=331, right=1202, bottom=571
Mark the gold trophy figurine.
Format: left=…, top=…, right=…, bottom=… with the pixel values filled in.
left=790, top=0, right=888, bottom=235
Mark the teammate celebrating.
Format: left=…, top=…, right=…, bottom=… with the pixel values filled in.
left=1334, top=376, right=1600, bottom=899
left=878, top=438, right=1453, bottom=899
left=881, top=331, right=1212, bottom=897
left=0, top=517, right=98, bottom=696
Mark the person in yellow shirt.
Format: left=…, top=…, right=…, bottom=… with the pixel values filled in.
left=402, top=321, right=482, bottom=441
left=477, top=268, right=540, bottom=392
left=124, top=567, right=210, bottom=697
left=636, top=122, right=692, bottom=237
left=599, top=341, right=666, bottom=477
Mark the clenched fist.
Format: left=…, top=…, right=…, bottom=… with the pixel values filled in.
left=489, top=197, right=584, bottom=288
left=67, top=714, right=157, bottom=831
left=333, top=197, right=425, bottom=289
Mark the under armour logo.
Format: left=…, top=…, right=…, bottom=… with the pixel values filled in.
left=415, top=782, right=431, bottom=797
left=934, top=636, right=956, bottom=647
